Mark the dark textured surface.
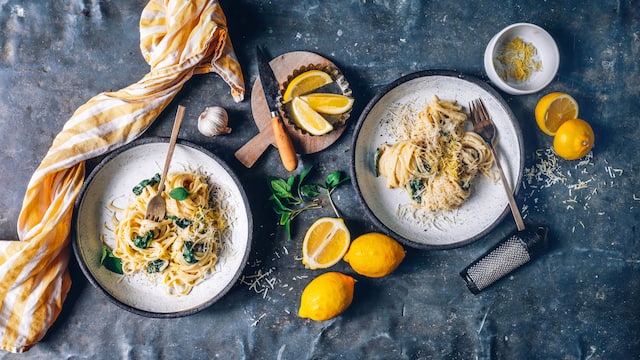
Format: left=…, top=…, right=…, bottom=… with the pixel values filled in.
left=1, top=0, right=639, bottom=358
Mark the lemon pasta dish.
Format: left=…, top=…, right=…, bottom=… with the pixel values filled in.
left=106, top=171, right=231, bottom=296
left=376, top=96, right=494, bottom=212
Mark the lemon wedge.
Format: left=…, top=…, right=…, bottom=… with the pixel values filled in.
left=291, top=97, right=334, bottom=136
left=283, top=70, right=333, bottom=102
left=299, top=93, right=354, bottom=115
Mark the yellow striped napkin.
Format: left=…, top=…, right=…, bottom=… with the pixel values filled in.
left=0, top=0, right=244, bottom=353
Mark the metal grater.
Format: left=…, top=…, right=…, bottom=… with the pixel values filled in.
left=460, top=226, right=549, bottom=294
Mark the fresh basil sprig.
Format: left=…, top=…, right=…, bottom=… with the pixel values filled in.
left=319, top=170, right=350, bottom=217
left=268, top=166, right=349, bottom=240
left=169, top=187, right=189, bottom=201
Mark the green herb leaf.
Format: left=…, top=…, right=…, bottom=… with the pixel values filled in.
left=100, top=245, right=123, bottom=274
left=183, top=241, right=197, bottom=264
left=410, top=178, right=424, bottom=203
left=325, top=171, right=349, bottom=189
left=146, top=259, right=168, bottom=274
left=298, top=166, right=313, bottom=183
left=374, top=148, right=382, bottom=177
left=279, top=211, right=291, bottom=226
left=133, top=230, right=155, bottom=249
left=166, top=215, right=193, bottom=228
left=267, top=166, right=348, bottom=241
left=132, top=173, right=161, bottom=195
left=286, top=174, right=296, bottom=189
left=270, top=177, right=293, bottom=199
left=300, top=184, right=320, bottom=198
left=169, top=187, right=190, bottom=201
left=182, top=241, right=206, bottom=264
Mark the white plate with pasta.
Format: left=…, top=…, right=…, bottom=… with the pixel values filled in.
left=73, top=138, right=252, bottom=317
left=351, top=70, right=524, bottom=249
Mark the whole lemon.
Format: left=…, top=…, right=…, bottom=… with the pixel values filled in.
left=343, top=232, right=406, bottom=278
left=553, top=118, right=594, bottom=160
left=298, top=272, right=355, bottom=321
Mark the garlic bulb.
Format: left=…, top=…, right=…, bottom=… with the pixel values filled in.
left=198, top=106, right=231, bottom=137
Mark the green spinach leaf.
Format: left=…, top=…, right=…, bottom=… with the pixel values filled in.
left=133, top=230, right=155, bottom=249
left=132, top=173, right=161, bottom=195
left=183, top=241, right=199, bottom=264
left=146, top=259, right=168, bottom=274
left=100, top=245, right=123, bottom=274
left=166, top=215, right=193, bottom=229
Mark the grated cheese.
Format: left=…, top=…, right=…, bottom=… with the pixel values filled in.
left=521, top=147, right=625, bottom=231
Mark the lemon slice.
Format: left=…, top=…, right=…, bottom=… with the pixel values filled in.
left=283, top=70, right=333, bottom=102
left=291, top=97, right=334, bottom=136
left=535, top=92, right=579, bottom=136
left=299, top=93, right=354, bottom=115
left=302, top=217, right=350, bottom=270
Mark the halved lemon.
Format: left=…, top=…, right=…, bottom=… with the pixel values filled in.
left=283, top=70, right=333, bottom=102
left=535, top=92, right=579, bottom=136
left=302, top=217, right=351, bottom=270
left=299, top=93, right=354, bottom=115
left=291, top=97, right=334, bottom=136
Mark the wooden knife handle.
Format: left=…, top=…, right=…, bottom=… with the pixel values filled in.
left=271, top=116, right=298, bottom=171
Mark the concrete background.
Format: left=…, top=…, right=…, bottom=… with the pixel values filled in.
left=1, top=0, right=638, bottom=358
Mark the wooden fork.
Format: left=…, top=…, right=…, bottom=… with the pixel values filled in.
left=144, top=105, right=186, bottom=222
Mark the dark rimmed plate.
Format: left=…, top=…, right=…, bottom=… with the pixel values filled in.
left=350, top=70, right=524, bottom=249
left=72, top=138, right=252, bottom=317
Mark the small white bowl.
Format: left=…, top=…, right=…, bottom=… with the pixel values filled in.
left=484, top=23, right=559, bottom=95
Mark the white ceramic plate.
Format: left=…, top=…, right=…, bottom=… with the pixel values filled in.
left=73, top=138, right=252, bottom=317
left=351, top=70, right=523, bottom=249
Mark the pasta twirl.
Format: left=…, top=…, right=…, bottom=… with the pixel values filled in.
left=377, top=96, right=494, bottom=212
left=111, top=172, right=230, bottom=296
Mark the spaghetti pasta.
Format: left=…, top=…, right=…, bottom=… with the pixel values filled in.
left=110, top=171, right=230, bottom=296
left=377, top=96, right=494, bottom=212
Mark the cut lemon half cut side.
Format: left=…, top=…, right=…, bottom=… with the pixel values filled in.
left=302, top=217, right=351, bottom=270
left=535, top=92, right=579, bottom=136
left=291, top=97, right=334, bottom=136
left=283, top=70, right=333, bottom=102
left=299, top=93, right=354, bottom=115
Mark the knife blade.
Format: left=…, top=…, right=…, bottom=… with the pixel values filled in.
left=256, top=46, right=298, bottom=171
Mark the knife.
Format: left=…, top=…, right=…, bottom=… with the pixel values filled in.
left=256, top=46, right=298, bottom=171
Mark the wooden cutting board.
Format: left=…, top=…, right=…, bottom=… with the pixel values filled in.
left=234, top=51, right=349, bottom=168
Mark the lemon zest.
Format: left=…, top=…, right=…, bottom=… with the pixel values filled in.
left=495, top=37, right=542, bottom=82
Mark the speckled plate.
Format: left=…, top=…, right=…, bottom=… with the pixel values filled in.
left=350, top=70, right=524, bottom=249
left=72, top=138, right=252, bottom=317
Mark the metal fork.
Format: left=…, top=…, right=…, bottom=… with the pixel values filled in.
left=144, top=105, right=186, bottom=222
left=469, top=99, right=525, bottom=231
